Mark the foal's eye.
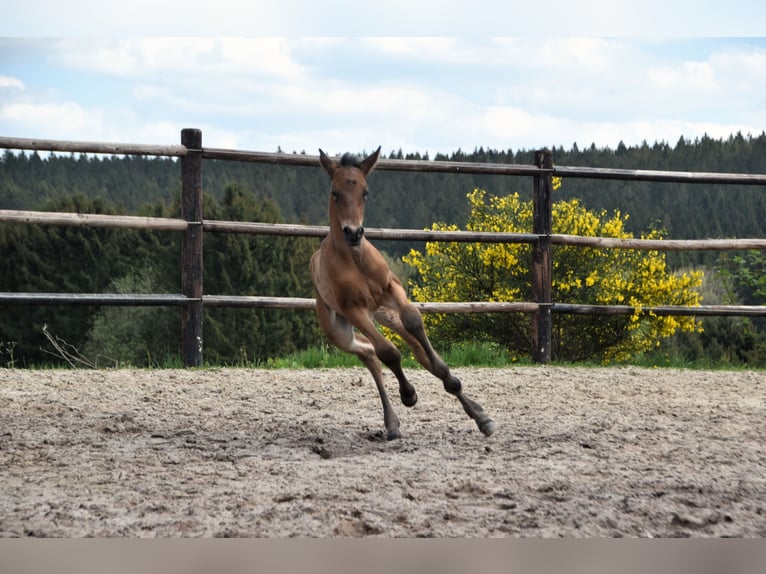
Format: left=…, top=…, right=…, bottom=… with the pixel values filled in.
left=331, top=191, right=340, bottom=202
left=363, top=190, right=369, bottom=201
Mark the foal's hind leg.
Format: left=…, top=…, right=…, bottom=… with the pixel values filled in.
left=393, top=304, right=496, bottom=437
left=315, top=300, right=402, bottom=440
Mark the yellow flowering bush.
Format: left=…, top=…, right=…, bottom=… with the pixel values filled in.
left=404, top=188, right=703, bottom=363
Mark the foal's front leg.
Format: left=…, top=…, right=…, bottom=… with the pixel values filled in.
left=316, top=300, right=404, bottom=440
left=353, top=334, right=403, bottom=440
left=342, top=306, right=418, bottom=411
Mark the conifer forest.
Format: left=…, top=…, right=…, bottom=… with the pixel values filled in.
left=1, top=132, right=765, bottom=367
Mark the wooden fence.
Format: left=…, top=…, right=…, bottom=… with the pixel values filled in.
left=2, top=129, right=766, bottom=367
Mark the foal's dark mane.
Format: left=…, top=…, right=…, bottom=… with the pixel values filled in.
left=340, top=153, right=361, bottom=168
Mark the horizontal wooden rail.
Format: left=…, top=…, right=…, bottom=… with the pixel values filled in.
left=552, top=303, right=766, bottom=317
left=6, top=136, right=764, bottom=185
left=202, top=220, right=541, bottom=243
left=200, top=147, right=766, bottom=184
left=203, top=295, right=316, bottom=310
left=203, top=221, right=327, bottom=238
left=0, top=293, right=192, bottom=306
left=202, top=147, right=546, bottom=176
left=202, top=296, right=542, bottom=314
left=4, top=209, right=764, bottom=251
left=415, top=302, right=540, bottom=314
left=554, top=165, right=766, bottom=185
left=551, top=234, right=766, bottom=251
left=0, top=135, right=188, bottom=157
left=0, top=209, right=188, bottom=230
left=203, top=297, right=766, bottom=317
left=0, top=210, right=541, bottom=243
left=5, top=292, right=762, bottom=319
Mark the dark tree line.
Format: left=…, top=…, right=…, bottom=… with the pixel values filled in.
left=0, top=187, right=320, bottom=366
left=1, top=132, right=765, bottom=366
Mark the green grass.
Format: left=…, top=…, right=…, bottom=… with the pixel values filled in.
left=258, top=344, right=363, bottom=369
left=255, top=341, right=531, bottom=370
left=253, top=342, right=763, bottom=371
left=441, top=341, right=530, bottom=367
left=11, top=340, right=762, bottom=371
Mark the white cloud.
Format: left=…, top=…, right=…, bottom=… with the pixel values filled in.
left=361, top=37, right=634, bottom=73
left=1, top=102, right=88, bottom=134
left=482, top=105, right=553, bottom=140
left=0, top=76, right=25, bottom=90
left=362, top=37, right=462, bottom=61
left=530, top=38, right=628, bottom=72
left=52, top=38, right=306, bottom=81
left=647, top=61, right=717, bottom=93
left=709, top=45, right=766, bottom=97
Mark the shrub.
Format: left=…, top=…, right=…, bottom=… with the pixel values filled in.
left=404, top=188, right=703, bottom=363
left=84, top=264, right=178, bottom=367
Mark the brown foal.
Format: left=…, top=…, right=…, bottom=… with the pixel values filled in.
left=309, top=147, right=495, bottom=440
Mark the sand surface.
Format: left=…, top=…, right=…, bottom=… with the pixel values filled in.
left=1, top=366, right=764, bottom=537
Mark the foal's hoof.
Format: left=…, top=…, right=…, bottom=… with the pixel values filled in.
left=401, top=390, right=418, bottom=408
left=479, top=419, right=497, bottom=437
left=387, top=427, right=402, bottom=441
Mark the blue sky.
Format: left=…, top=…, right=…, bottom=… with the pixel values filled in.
left=1, top=2, right=765, bottom=157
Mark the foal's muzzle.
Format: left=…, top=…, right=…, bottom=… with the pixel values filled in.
left=343, top=226, right=364, bottom=246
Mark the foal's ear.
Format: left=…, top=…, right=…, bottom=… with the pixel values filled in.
left=358, top=146, right=382, bottom=176
left=318, top=149, right=336, bottom=177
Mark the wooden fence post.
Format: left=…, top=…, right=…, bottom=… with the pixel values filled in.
left=181, top=129, right=204, bottom=367
left=532, top=149, right=553, bottom=363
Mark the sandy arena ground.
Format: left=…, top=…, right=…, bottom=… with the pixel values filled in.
left=0, top=366, right=764, bottom=537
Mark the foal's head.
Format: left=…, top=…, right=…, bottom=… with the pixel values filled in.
left=319, top=147, right=381, bottom=248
